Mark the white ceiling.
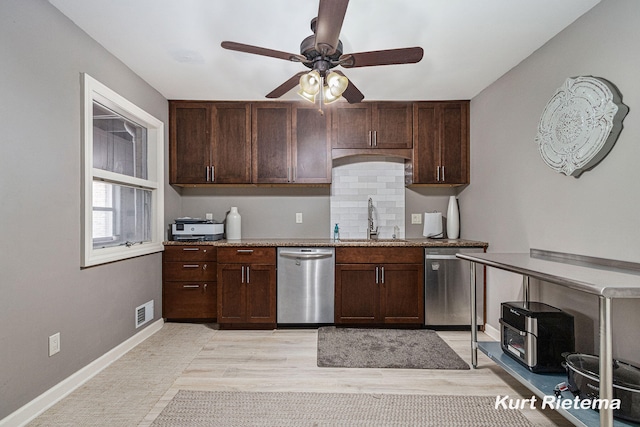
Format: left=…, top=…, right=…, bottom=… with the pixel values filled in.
left=49, top=0, right=600, bottom=102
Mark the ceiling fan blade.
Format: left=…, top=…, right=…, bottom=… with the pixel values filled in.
left=266, top=72, right=307, bottom=98
left=334, top=71, right=364, bottom=103
left=339, top=47, right=424, bottom=68
left=221, top=41, right=308, bottom=63
left=315, top=0, right=349, bottom=56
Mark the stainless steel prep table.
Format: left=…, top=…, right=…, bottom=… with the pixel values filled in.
left=457, top=249, right=640, bottom=427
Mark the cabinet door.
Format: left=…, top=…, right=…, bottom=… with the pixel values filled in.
left=335, top=264, right=379, bottom=324
left=380, top=264, right=424, bottom=324
left=163, top=282, right=216, bottom=319
left=412, top=101, right=469, bottom=185
left=292, top=104, right=331, bottom=183
left=212, top=102, right=251, bottom=183
left=245, top=264, right=276, bottom=323
left=373, top=103, right=412, bottom=149
left=169, top=102, right=211, bottom=184
left=217, top=264, right=246, bottom=323
left=412, top=102, right=440, bottom=184
left=440, top=102, right=469, bottom=185
left=331, top=103, right=372, bottom=148
left=252, top=103, right=291, bottom=183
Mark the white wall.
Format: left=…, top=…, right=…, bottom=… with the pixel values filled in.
left=0, top=0, right=168, bottom=419
left=462, top=0, right=640, bottom=364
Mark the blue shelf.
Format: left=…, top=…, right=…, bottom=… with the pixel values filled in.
left=478, top=342, right=637, bottom=427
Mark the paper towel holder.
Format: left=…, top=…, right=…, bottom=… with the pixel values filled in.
left=423, top=211, right=444, bottom=239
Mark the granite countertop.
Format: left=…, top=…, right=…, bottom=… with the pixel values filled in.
left=164, top=238, right=488, bottom=248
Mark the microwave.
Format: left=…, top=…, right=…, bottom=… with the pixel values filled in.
left=500, top=301, right=574, bottom=373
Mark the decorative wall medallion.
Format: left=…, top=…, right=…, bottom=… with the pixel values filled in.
left=535, top=76, right=628, bottom=177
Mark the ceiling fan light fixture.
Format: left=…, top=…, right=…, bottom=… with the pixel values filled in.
left=323, top=84, right=342, bottom=104
left=325, top=71, right=348, bottom=96
left=298, top=70, right=321, bottom=103
left=297, top=87, right=317, bottom=103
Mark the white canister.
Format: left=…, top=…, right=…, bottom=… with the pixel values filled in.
left=226, top=207, right=241, bottom=240
left=446, top=196, right=460, bottom=239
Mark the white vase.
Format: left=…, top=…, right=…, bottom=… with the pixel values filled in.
left=226, top=207, right=241, bottom=240
left=446, top=196, right=460, bottom=239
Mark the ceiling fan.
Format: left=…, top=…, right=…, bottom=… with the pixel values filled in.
left=221, top=0, right=424, bottom=104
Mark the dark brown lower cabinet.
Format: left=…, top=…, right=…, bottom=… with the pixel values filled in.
left=335, top=247, right=424, bottom=326
left=162, top=245, right=217, bottom=320
left=217, top=247, right=276, bottom=328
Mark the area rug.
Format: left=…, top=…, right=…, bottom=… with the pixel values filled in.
left=317, top=327, right=469, bottom=369
left=150, top=390, right=534, bottom=426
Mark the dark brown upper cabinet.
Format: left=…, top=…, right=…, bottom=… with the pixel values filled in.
left=331, top=102, right=413, bottom=150
left=292, top=104, right=332, bottom=183
left=169, top=101, right=251, bottom=185
left=252, top=103, right=332, bottom=184
left=251, top=103, right=292, bottom=184
left=412, top=101, right=469, bottom=185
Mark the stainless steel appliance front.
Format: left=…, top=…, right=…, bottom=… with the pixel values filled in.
left=277, top=247, right=335, bottom=324
left=424, top=247, right=484, bottom=326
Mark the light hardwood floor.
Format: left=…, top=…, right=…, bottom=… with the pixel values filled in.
left=29, top=322, right=572, bottom=426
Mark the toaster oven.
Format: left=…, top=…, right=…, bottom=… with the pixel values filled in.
left=500, top=301, right=575, bottom=373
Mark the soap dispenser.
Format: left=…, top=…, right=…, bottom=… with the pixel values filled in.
left=333, top=223, right=340, bottom=241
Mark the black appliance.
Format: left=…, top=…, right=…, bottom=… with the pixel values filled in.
left=500, top=301, right=574, bottom=373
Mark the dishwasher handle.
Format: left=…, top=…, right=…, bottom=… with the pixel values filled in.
left=425, top=254, right=460, bottom=260
left=279, top=250, right=334, bottom=259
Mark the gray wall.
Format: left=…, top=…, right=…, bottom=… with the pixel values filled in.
left=462, top=0, right=640, bottom=364
left=0, top=0, right=169, bottom=418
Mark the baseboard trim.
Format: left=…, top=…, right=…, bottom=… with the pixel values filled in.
left=0, top=318, right=164, bottom=427
left=484, top=323, right=500, bottom=341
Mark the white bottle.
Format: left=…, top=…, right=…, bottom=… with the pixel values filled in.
left=226, top=207, right=241, bottom=240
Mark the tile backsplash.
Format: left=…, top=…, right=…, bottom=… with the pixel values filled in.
left=330, top=156, right=405, bottom=239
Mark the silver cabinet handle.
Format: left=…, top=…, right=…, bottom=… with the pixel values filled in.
left=436, top=166, right=440, bottom=181
left=375, top=266, right=379, bottom=284
left=182, top=264, right=199, bottom=268
left=203, top=264, right=207, bottom=270
left=211, top=165, right=215, bottom=182
left=246, top=266, right=250, bottom=284
left=241, top=266, right=245, bottom=283
left=236, top=249, right=254, bottom=254
left=381, top=266, right=385, bottom=284
left=182, top=247, right=200, bottom=251
left=373, top=130, right=377, bottom=147
left=442, top=165, right=445, bottom=182
left=206, top=166, right=210, bottom=182
left=182, top=284, right=199, bottom=288
left=368, top=130, right=373, bottom=146
left=204, top=283, right=207, bottom=291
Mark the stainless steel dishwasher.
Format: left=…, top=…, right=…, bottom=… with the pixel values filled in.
left=425, top=247, right=484, bottom=327
left=277, top=247, right=335, bottom=325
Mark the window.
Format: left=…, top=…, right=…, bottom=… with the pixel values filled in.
left=82, top=74, right=164, bottom=267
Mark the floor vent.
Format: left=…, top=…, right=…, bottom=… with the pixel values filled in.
left=135, top=300, right=154, bottom=328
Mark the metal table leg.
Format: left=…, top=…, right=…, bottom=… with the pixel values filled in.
left=470, top=262, right=478, bottom=368
left=599, top=296, right=613, bottom=427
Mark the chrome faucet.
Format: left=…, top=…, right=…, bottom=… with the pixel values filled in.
left=368, top=197, right=379, bottom=240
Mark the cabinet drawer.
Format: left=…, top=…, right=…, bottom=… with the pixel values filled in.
left=163, top=245, right=216, bottom=262
left=163, top=281, right=216, bottom=319
left=336, top=247, right=423, bottom=264
left=163, top=261, right=217, bottom=281
left=217, top=247, right=275, bottom=264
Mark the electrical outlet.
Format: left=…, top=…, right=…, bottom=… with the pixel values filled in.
left=205, top=213, right=213, bottom=220
left=411, top=213, right=422, bottom=224
left=49, top=333, right=60, bottom=356
left=295, top=212, right=303, bottom=224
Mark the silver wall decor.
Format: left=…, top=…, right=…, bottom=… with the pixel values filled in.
left=535, top=76, right=628, bottom=177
